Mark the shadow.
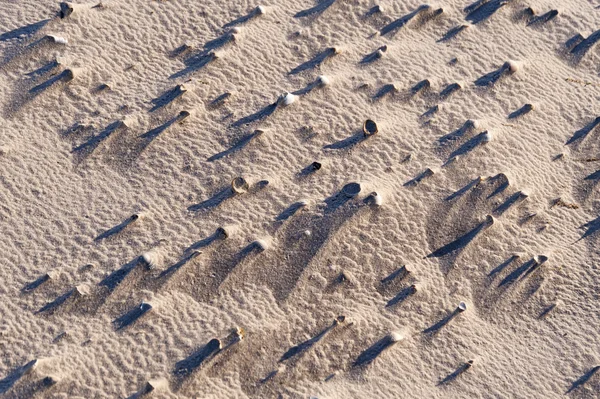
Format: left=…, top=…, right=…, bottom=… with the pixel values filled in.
left=439, top=120, right=476, bottom=145
left=466, top=0, right=510, bottom=25
left=411, top=79, right=430, bottom=96
left=224, top=7, right=262, bottom=28
left=498, top=258, right=536, bottom=287
left=373, top=84, right=397, bottom=100
left=487, top=255, right=518, bottom=278
left=323, top=132, right=365, bottom=150
left=208, top=130, right=261, bottom=161
left=294, top=0, right=336, bottom=18
left=139, top=115, right=180, bottom=141
left=72, top=120, right=125, bottom=155
left=158, top=251, right=201, bottom=279
left=493, top=191, right=526, bottom=216
left=445, top=132, right=488, bottom=164
left=185, top=229, right=226, bottom=253
left=381, top=265, right=410, bottom=285
left=438, top=25, right=468, bottom=42
left=170, top=52, right=217, bottom=79
left=584, top=170, right=600, bottom=181
left=174, top=338, right=221, bottom=375
left=527, top=10, right=558, bottom=26
left=423, top=308, right=460, bottom=334
left=298, top=162, right=321, bottom=177
left=445, top=177, right=481, bottom=201
left=566, top=117, right=600, bottom=145
left=36, top=289, right=75, bottom=314
left=232, top=102, right=278, bottom=127
left=188, top=187, right=234, bottom=211
left=292, top=80, right=322, bottom=96
left=170, top=43, right=193, bottom=59
left=25, top=59, right=61, bottom=79
left=360, top=47, right=386, bottom=64
left=426, top=216, right=493, bottom=258
left=95, top=214, right=139, bottom=241
left=29, top=69, right=73, bottom=95
left=202, top=32, right=235, bottom=54
left=538, top=303, right=558, bottom=319
left=578, top=216, right=600, bottom=241
left=324, top=184, right=359, bottom=214
left=570, top=30, right=600, bottom=62
left=276, top=202, right=307, bottom=222
left=421, top=105, right=439, bottom=119
left=99, top=257, right=141, bottom=291
left=508, top=104, right=534, bottom=119
left=565, top=34, right=584, bottom=51
left=385, top=285, right=417, bottom=307
left=22, top=274, right=52, bottom=292
left=440, top=82, right=461, bottom=99
left=404, top=168, right=435, bottom=187
left=289, top=48, right=336, bottom=75
left=279, top=323, right=335, bottom=362
left=209, top=92, right=232, bottom=108
left=464, top=0, right=487, bottom=14
left=0, top=19, right=49, bottom=42
left=0, top=359, right=38, bottom=394
left=566, top=366, right=599, bottom=394
left=438, top=361, right=473, bottom=385
left=474, top=62, right=513, bottom=87
left=486, top=173, right=510, bottom=198
left=380, top=5, right=430, bottom=36
left=353, top=335, right=396, bottom=367
left=113, top=302, right=152, bottom=330
left=149, top=85, right=186, bottom=112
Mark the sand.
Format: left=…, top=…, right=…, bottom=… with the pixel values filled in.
left=0, top=0, right=599, bottom=397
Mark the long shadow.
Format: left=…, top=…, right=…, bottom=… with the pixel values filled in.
left=0, top=19, right=49, bottom=42
left=585, top=170, right=600, bottom=181
left=202, top=33, right=235, bottom=54
left=404, top=169, right=435, bottom=187
left=437, top=25, right=468, bottom=42
left=99, top=257, right=141, bottom=291
left=445, top=177, right=481, bottom=201
left=423, top=308, right=460, bottom=334
left=464, top=0, right=488, bottom=14
left=498, top=258, right=536, bottom=287
left=72, top=120, right=125, bottom=155
left=114, top=302, right=152, bottom=330
left=353, top=335, right=396, bottom=367
left=360, top=47, right=386, bottom=64
left=411, top=79, right=430, bottom=96
left=323, top=184, right=359, bottom=214
left=276, top=202, right=307, bottom=222
left=158, top=251, right=201, bottom=279
left=566, top=117, right=600, bottom=145
left=493, top=191, right=526, bottom=216
left=527, top=10, right=558, bottom=26
left=426, top=216, right=493, bottom=258
left=294, top=0, right=336, bottom=18
left=487, top=255, right=519, bottom=278
left=566, top=34, right=584, bottom=51
left=439, top=120, right=476, bottom=145
left=474, top=62, right=512, bottom=87
left=22, top=273, right=52, bottom=292
left=445, top=132, right=488, bottom=164
left=140, top=116, right=179, bottom=141
left=386, top=285, right=417, bottom=307
left=578, top=216, right=600, bottom=241
left=323, top=132, right=364, bottom=150
left=440, top=82, right=461, bottom=99
left=566, top=366, right=599, bottom=394
left=381, top=266, right=410, bottom=285
left=438, top=361, right=473, bottom=385
left=223, top=8, right=262, bottom=28
left=188, top=187, right=234, bottom=211
left=170, top=52, right=217, bottom=79
left=279, top=323, right=334, bottom=362
left=0, top=360, right=38, bottom=394
left=570, top=30, right=600, bottom=62
left=421, top=105, right=439, bottom=119
left=232, top=102, right=278, bottom=127
left=36, top=289, right=75, bottom=314
left=29, top=69, right=73, bottom=95
left=149, top=85, right=186, bottom=112
left=466, top=0, right=510, bottom=25
left=289, top=48, right=336, bottom=75
left=95, top=214, right=139, bottom=241
left=380, top=5, right=430, bottom=36
left=373, top=84, right=397, bottom=100
left=174, top=338, right=221, bottom=375
left=25, top=59, right=61, bottom=79
left=208, top=131, right=261, bottom=162
left=508, top=104, right=534, bottom=119
left=185, top=228, right=226, bottom=253
left=487, top=173, right=510, bottom=198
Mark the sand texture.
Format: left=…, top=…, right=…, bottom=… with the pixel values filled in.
left=0, top=0, right=599, bottom=397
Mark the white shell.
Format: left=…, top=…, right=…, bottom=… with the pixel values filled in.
left=505, top=60, right=521, bottom=73
left=280, top=92, right=298, bottom=106
left=482, top=131, right=493, bottom=143
left=317, top=75, right=331, bottom=86
left=256, top=5, right=266, bottom=14
left=253, top=239, right=269, bottom=251
left=458, top=301, right=467, bottom=312
left=49, top=35, right=68, bottom=44
left=389, top=331, right=404, bottom=342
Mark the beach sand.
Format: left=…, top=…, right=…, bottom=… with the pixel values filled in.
left=0, top=0, right=599, bottom=397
